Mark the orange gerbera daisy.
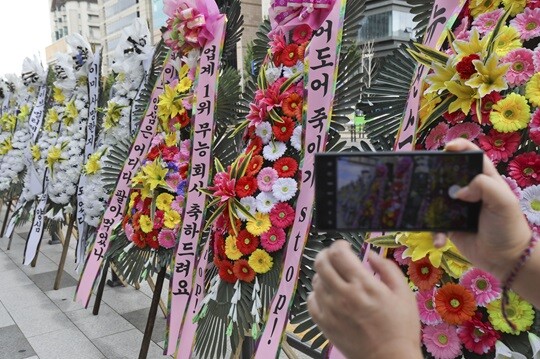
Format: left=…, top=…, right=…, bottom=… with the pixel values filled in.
left=245, top=155, right=263, bottom=177
left=407, top=257, right=443, bottom=291
left=282, top=93, right=303, bottom=120
left=435, top=283, right=477, bottom=325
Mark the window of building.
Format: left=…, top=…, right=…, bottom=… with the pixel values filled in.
left=64, top=26, right=68, bottom=36
left=105, top=0, right=138, bottom=17
left=152, top=0, right=167, bottom=29
left=106, top=12, right=138, bottom=35
left=358, top=10, right=416, bottom=42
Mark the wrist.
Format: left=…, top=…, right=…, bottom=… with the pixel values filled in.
left=491, top=228, right=533, bottom=281
left=355, top=339, right=422, bottom=359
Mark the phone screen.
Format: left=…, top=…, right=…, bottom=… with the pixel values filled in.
left=315, top=151, right=483, bottom=232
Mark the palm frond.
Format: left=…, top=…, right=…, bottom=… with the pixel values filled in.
left=100, top=138, right=133, bottom=193
left=251, top=19, right=272, bottom=78
left=342, top=0, right=366, bottom=47
left=361, top=44, right=417, bottom=150
left=218, top=0, right=244, bottom=69
left=406, top=0, right=436, bottom=39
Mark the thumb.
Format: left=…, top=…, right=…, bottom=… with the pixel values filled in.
left=368, top=252, right=408, bottom=291
left=455, top=173, right=517, bottom=211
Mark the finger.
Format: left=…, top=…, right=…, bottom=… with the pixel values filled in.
left=444, top=138, right=500, bottom=179
left=432, top=232, right=447, bottom=248
left=454, top=173, right=518, bottom=211
left=307, top=293, right=324, bottom=325
left=367, top=251, right=409, bottom=291
left=314, top=248, right=348, bottom=293
left=326, top=240, right=367, bottom=283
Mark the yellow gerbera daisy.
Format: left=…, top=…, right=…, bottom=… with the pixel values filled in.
left=246, top=212, right=272, bottom=236
left=139, top=214, right=154, bottom=234
left=164, top=210, right=181, bottom=229
left=487, top=291, right=534, bottom=334
left=494, top=26, right=522, bottom=57
left=248, top=249, right=273, bottom=274
left=465, top=55, right=509, bottom=98
left=501, top=0, right=526, bottom=16
left=156, top=193, right=174, bottom=211
left=525, top=73, right=540, bottom=107
left=490, top=93, right=531, bottom=133
left=468, top=0, right=501, bottom=18
left=176, top=77, right=192, bottom=93
left=225, top=235, right=243, bottom=260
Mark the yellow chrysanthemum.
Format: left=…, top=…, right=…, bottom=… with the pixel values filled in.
left=164, top=209, right=181, bottom=229
left=47, top=145, right=64, bottom=170
left=525, top=73, right=540, bottom=107
left=452, top=29, right=488, bottom=60
left=165, top=132, right=177, bottom=147
left=139, top=214, right=154, bottom=234
left=465, top=55, right=509, bottom=98
left=176, top=77, right=192, bottom=93
left=225, top=235, right=243, bottom=260
left=487, top=291, right=534, bottom=334
left=494, top=26, right=522, bottom=57
left=156, top=193, right=174, bottom=211
left=17, top=105, right=30, bottom=122
left=84, top=152, right=103, bottom=175
left=490, top=93, right=531, bottom=133
left=104, top=102, right=124, bottom=130
left=468, top=0, right=501, bottom=18
left=64, top=100, right=78, bottom=126
left=246, top=212, right=272, bottom=236
left=31, top=144, right=41, bottom=161
left=53, top=86, right=65, bottom=104
left=0, top=137, right=13, bottom=155
left=398, top=232, right=456, bottom=268
left=446, top=80, right=478, bottom=115
left=502, top=0, right=526, bottom=16
left=44, top=108, right=60, bottom=131
left=157, top=84, right=182, bottom=123
left=141, top=161, right=168, bottom=190
left=248, top=249, right=273, bottom=274
left=128, top=192, right=139, bottom=210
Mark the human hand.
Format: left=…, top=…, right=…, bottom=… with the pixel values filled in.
left=435, top=138, right=532, bottom=280
left=308, top=241, right=422, bottom=359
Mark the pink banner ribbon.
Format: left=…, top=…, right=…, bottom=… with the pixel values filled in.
left=254, top=1, right=345, bottom=356
left=271, top=0, right=335, bottom=32
left=75, top=56, right=177, bottom=307
left=165, top=15, right=226, bottom=356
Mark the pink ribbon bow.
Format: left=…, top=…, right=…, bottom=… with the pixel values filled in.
left=270, top=0, right=335, bottom=32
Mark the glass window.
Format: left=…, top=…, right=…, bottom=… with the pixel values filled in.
left=391, top=11, right=416, bottom=39
left=357, top=11, right=392, bottom=41
left=152, top=0, right=167, bottom=29
left=105, top=0, right=138, bottom=17
left=106, top=12, right=138, bottom=35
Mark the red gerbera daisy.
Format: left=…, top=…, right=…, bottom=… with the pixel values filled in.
left=282, top=93, right=303, bottom=120
left=246, top=136, right=263, bottom=155
left=147, top=144, right=164, bottom=161
left=270, top=202, right=295, bottom=228
left=273, top=157, right=299, bottom=178
left=235, top=176, right=258, bottom=198
left=246, top=155, right=264, bottom=177
left=457, top=314, right=500, bottom=354
left=407, top=257, right=443, bottom=291
left=213, top=231, right=226, bottom=261
left=477, top=129, right=521, bottom=164
left=435, top=283, right=477, bottom=325
left=162, top=146, right=179, bottom=161
left=508, top=152, right=540, bottom=187
left=272, top=116, right=295, bottom=142
left=236, top=229, right=259, bottom=255
left=218, top=260, right=237, bottom=283
left=145, top=230, right=160, bottom=250
left=132, top=212, right=142, bottom=231
left=280, top=43, right=299, bottom=67
left=442, top=110, right=466, bottom=124
left=472, top=91, right=502, bottom=124
left=233, top=259, right=256, bottom=283
left=292, top=24, right=313, bottom=44
left=131, top=232, right=146, bottom=249
left=153, top=210, right=165, bottom=229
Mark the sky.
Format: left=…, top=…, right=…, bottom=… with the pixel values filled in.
left=0, top=1, right=51, bottom=76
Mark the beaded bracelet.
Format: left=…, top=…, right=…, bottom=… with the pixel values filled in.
left=501, top=230, right=539, bottom=331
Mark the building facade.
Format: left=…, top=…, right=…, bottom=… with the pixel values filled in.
left=46, top=0, right=102, bottom=64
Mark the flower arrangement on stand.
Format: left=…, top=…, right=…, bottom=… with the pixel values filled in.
left=0, top=57, right=46, bottom=198
left=80, top=19, right=153, bottom=228
left=0, top=74, right=26, bottom=171
left=367, top=1, right=540, bottom=358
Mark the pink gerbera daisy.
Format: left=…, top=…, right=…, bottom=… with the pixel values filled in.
left=444, top=122, right=482, bottom=143
left=417, top=288, right=442, bottom=325
left=529, top=109, right=540, bottom=146
left=534, top=46, right=540, bottom=72
left=502, top=175, right=522, bottom=199
left=257, top=167, right=279, bottom=192
left=166, top=172, right=182, bottom=192
left=477, top=129, right=521, bottom=164
left=422, top=323, right=462, bottom=359
left=460, top=268, right=501, bottom=306
left=260, top=227, right=286, bottom=252
left=269, top=202, right=295, bottom=228
left=501, top=48, right=536, bottom=86
left=510, top=7, right=540, bottom=40
left=508, top=152, right=540, bottom=187
left=457, top=314, right=500, bottom=354
left=472, top=9, right=504, bottom=34
left=426, top=122, right=449, bottom=150
left=125, top=223, right=134, bottom=241
left=158, top=229, right=177, bottom=249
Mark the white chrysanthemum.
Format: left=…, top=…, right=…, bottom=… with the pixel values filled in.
left=520, top=185, right=540, bottom=225
left=283, top=61, right=304, bottom=82
left=291, top=125, right=302, bottom=151
left=256, top=191, right=277, bottom=214
left=255, top=122, right=272, bottom=144
left=237, top=196, right=257, bottom=221
left=272, top=177, right=298, bottom=201
left=265, top=65, right=283, bottom=84
left=262, top=141, right=287, bottom=162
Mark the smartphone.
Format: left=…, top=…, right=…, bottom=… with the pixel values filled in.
left=314, top=151, right=483, bottom=232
